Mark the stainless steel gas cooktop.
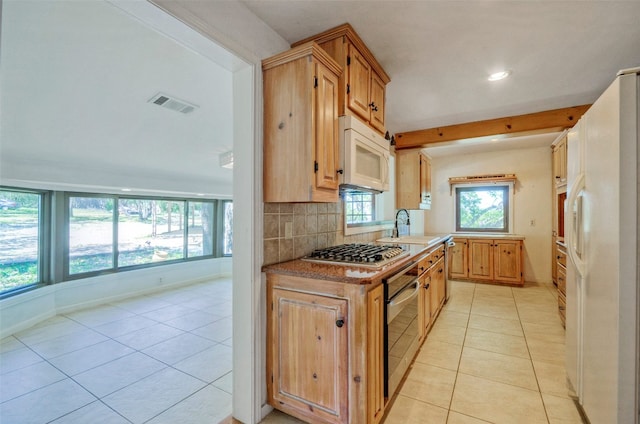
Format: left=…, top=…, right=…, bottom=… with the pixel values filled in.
left=302, top=243, right=408, bottom=268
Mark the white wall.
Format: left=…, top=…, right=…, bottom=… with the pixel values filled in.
left=0, top=257, right=231, bottom=339
left=424, top=146, right=552, bottom=283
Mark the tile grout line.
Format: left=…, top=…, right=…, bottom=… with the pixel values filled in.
left=443, top=282, right=476, bottom=422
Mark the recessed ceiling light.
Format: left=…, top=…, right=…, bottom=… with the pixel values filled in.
left=121, top=188, right=132, bottom=192
left=196, top=193, right=205, bottom=196
left=488, top=70, right=511, bottom=82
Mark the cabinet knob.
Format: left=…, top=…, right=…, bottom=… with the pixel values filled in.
left=336, top=319, right=345, bottom=328
left=337, top=169, right=344, bottom=174
left=368, top=102, right=378, bottom=112
left=424, top=283, right=430, bottom=290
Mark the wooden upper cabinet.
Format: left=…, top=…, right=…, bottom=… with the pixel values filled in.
left=552, top=135, right=567, bottom=186
left=270, top=287, right=349, bottom=424
left=369, top=72, right=386, bottom=133
left=347, top=43, right=371, bottom=121
left=263, top=42, right=342, bottom=203
left=292, top=24, right=391, bottom=135
left=315, top=61, right=341, bottom=191
left=396, top=149, right=432, bottom=210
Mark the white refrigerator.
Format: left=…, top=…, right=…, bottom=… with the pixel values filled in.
left=565, top=68, right=639, bottom=424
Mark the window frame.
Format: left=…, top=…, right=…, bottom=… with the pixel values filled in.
left=0, top=186, right=50, bottom=298
left=454, top=183, right=513, bottom=233
left=62, top=192, right=228, bottom=281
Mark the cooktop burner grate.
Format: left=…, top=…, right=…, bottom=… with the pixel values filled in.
left=303, top=243, right=408, bottom=267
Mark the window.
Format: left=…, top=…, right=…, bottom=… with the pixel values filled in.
left=455, top=185, right=511, bottom=233
left=187, top=201, right=214, bottom=258
left=118, top=199, right=186, bottom=267
left=64, top=193, right=230, bottom=280
left=344, top=192, right=375, bottom=225
left=222, top=201, right=233, bottom=256
left=68, top=196, right=114, bottom=275
left=0, top=189, right=46, bottom=295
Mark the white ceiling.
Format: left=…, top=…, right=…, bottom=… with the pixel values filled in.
left=1, top=0, right=238, bottom=197
left=2, top=1, right=639, bottom=194
left=241, top=0, right=640, bottom=134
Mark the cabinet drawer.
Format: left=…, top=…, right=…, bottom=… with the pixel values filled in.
left=557, top=266, right=566, bottom=295
left=558, top=292, right=566, bottom=319
left=556, top=246, right=567, bottom=268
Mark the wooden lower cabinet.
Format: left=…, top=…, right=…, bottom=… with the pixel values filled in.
left=267, top=274, right=383, bottom=424
left=450, top=237, right=524, bottom=285
left=556, top=242, right=567, bottom=326
left=418, top=272, right=432, bottom=340
left=448, top=238, right=468, bottom=279
left=468, top=239, right=493, bottom=281
left=367, top=285, right=384, bottom=424
left=270, top=287, right=349, bottom=424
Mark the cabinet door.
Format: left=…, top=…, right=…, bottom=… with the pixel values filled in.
left=449, top=238, right=468, bottom=279
left=369, top=71, right=385, bottom=133
left=367, top=285, right=384, bottom=424
left=395, top=149, right=419, bottom=209
left=468, top=239, right=493, bottom=280
left=493, top=240, right=522, bottom=283
left=347, top=43, right=371, bottom=122
left=271, top=288, right=348, bottom=424
left=419, top=153, right=431, bottom=209
left=315, top=61, right=341, bottom=191
left=434, top=259, right=446, bottom=308
left=419, top=272, right=432, bottom=340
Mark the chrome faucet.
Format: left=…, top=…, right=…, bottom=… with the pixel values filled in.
left=394, top=209, right=410, bottom=238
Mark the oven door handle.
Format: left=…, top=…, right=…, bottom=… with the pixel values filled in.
left=386, top=278, right=420, bottom=324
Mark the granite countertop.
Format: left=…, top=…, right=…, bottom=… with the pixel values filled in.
left=452, top=233, right=525, bottom=240
left=262, top=237, right=450, bottom=284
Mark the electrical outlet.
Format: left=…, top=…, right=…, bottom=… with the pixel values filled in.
left=529, top=219, right=535, bottom=227
left=159, top=277, right=163, bottom=284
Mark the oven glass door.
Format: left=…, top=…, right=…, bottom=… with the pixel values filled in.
left=386, top=273, right=420, bottom=396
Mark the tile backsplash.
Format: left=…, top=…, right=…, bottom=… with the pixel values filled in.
left=263, top=201, right=392, bottom=266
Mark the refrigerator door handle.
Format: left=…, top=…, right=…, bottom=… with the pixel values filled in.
left=567, top=172, right=587, bottom=278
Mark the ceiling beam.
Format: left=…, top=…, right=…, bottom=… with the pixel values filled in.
left=394, top=104, right=591, bottom=149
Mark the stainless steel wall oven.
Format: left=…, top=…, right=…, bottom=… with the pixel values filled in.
left=383, top=259, right=421, bottom=397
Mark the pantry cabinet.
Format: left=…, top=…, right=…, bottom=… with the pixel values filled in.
left=263, top=42, right=342, bottom=203
left=396, top=149, right=431, bottom=210
left=292, top=24, right=391, bottom=134
left=450, top=237, right=524, bottom=285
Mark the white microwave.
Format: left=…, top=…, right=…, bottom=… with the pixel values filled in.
left=339, top=115, right=390, bottom=193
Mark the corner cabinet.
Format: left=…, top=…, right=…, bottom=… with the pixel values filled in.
left=292, top=24, right=390, bottom=135
left=263, top=42, right=343, bottom=203
left=449, top=237, right=524, bottom=285
left=396, top=149, right=431, bottom=210
left=266, top=273, right=384, bottom=424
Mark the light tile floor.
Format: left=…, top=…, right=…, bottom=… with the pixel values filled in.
left=263, top=280, right=585, bottom=424
left=0, top=278, right=233, bottom=424
left=384, top=280, right=584, bottom=424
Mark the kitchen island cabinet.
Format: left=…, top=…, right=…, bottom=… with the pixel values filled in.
left=448, top=236, right=524, bottom=285
left=264, top=238, right=451, bottom=424
left=263, top=42, right=342, bottom=203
